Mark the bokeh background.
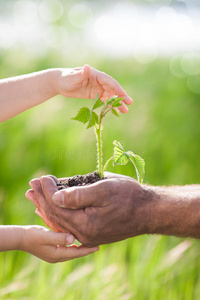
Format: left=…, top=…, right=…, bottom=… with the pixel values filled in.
left=0, top=0, right=200, bottom=299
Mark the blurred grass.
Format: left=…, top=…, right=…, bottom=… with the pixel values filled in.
left=0, top=50, right=200, bottom=300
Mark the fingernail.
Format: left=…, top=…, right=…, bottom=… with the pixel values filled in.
left=52, top=191, right=64, bottom=207
left=29, top=180, right=33, bottom=188
left=35, top=208, right=41, bottom=217
left=25, top=191, right=33, bottom=201
left=66, top=234, right=74, bottom=245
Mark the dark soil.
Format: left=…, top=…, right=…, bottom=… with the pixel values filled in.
left=57, top=171, right=105, bottom=190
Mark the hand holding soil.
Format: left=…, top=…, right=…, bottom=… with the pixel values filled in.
left=26, top=175, right=200, bottom=246
left=0, top=64, right=133, bottom=262
left=26, top=173, right=151, bottom=247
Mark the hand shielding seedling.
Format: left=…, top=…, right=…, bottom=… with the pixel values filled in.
left=72, top=94, right=145, bottom=184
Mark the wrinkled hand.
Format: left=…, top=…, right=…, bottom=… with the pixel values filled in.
left=26, top=173, right=151, bottom=247
left=56, top=65, right=133, bottom=113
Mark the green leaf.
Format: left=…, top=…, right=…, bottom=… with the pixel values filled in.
left=107, top=96, right=124, bottom=106
left=111, top=108, right=119, bottom=117
left=87, top=111, right=98, bottom=129
left=107, top=96, right=121, bottom=104
left=113, top=140, right=129, bottom=165
left=112, top=99, right=123, bottom=108
left=113, top=140, right=125, bottom=151
left=72, top=107, right=90, bottom=124
left=107, top=96, right=117, bottom=105
left=92, top=98, right=104, bottom=110
left=128, top=151, right=145, bottom=184
left=112, top=141, right=145, bottom=184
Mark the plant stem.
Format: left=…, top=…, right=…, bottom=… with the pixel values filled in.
left=95, top=104, right=108, bottom=178
left=95, top=123, right=102, bottom=177
left=102, top=156, right=114, bottom=174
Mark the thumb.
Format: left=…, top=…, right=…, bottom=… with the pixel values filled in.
left=52, top=180, right=106, bottom=209
left=70, top=64, right=91, bottom=86
left=82, top=64, right=91, bottom=80
left=44, top=230, right=75, bottom=246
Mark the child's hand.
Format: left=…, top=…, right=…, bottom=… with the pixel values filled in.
left=21, top=225, right=99, bottom=263
left=54, top=65, right=133, bottom=113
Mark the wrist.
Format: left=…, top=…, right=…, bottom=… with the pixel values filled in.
left=128, top=182, right=155, bottom=237
left=147, top=186, right=200, bottom=238
left=19, top=226, right=31, bottom=253
left=47, top=68, right=61, bottom=96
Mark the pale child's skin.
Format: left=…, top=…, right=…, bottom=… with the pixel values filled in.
left=0, top=65, right=132, bottom=122
left=0, top=65, right=133, bottom=262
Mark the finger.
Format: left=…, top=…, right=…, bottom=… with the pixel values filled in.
left=40, top=176, right=61, bottom=205
left=26, top=189, right=40, bottom=208
left=82, top=64, right=92, bottom=79
left=32, top=176, right=85, bottom=233
left=43, top=230, right=75, bottom=246
left=29, top=178, right=43, bottom=193
left=58, top=177, right=70, bottom=182
left=72, top=64, right=91, bottom=85
left=118, top=102, right=128, bottom=113
left=40, top=176, right=81, bottom=225
left=97, top=72, right=133, bottom=105
left=98, top=71, right=125, bottom=95
left=55, top=244, right=99, bottom=261
left=123, top=94, right=133, bottom=105
left=25, top=189, right=35, bottom=202
left=52, top=179, right=113, bottom=209
left=104, top=171, right=133, bottom=180
left=47, top=175, right=59, bottom=184
left=35, top=208, right=61, bottom=232
left=30, top=180, right=72, bottom=231
left=45, top=175, right=70, bottom=185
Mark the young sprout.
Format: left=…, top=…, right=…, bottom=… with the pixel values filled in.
left=72, top=94, right=145, bottom=184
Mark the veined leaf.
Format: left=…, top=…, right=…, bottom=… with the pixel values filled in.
left=113, top=140, right=129, bottom=165
left=94, top=93, right=99, bottom=101
left=106, top=96, right=116, bottom=105
left=107, top=96, right=123, bottom=106
left=107, top=96, right=119, bottom=105
left=112, top=141, right=145, bottom=184
left=92, top=98, right=104, bottom=110
left=113, top=140, right=125, bottom=151
left=111, top=108, right=119, bottom=117
left=72, top=107, right=90, bottom=124
left=87, top=111, right=98, bottom=129
left=112, top=99, right=123, bottom=108
left=128, top=151, right=145, bottom=184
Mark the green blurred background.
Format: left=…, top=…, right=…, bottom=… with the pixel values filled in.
left=0, top=0, right=200, bottom=299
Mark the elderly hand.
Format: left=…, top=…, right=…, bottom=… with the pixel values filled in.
left=26, top=174, right=152, bottom=247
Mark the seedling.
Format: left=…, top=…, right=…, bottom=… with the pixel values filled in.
left=72, top=94, right=145, bottom=184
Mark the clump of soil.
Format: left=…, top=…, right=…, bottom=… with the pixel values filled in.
left=57, top=171, right=105, bottom=190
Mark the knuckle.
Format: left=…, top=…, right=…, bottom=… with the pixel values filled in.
left=67, top=188, right=80, bottom=208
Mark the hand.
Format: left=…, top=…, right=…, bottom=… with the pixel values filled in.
left=54, top=65, right=133, bottom=113
left=26, top=174, right=152, bottom=247
left=20, top=225, right=99, bottom=263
